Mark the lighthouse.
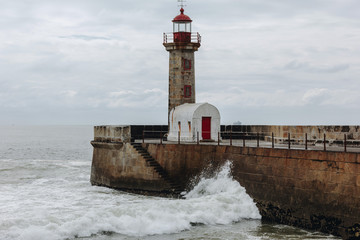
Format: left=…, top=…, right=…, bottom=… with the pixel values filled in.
left=164, top=6, right=221, bottom=143
left=163, top=7, right=201, bottom=119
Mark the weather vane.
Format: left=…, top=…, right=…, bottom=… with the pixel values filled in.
left=177, top=0, right=187, bottom=8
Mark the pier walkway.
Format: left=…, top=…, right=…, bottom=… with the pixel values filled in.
left=136, top=138, right=360, bottom=153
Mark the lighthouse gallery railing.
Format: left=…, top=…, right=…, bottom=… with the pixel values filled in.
left=163, top=32, right=201, bottom=44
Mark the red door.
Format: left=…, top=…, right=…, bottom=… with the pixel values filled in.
left=202, top=117, right=211, bottom=140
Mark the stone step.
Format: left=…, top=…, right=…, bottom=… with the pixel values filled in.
left=149, top=162, right=160, bottom=166
left=156, top=168, right=167, bottom=173
left=148, top=161, right=159, bottom=165
left=131, top=143, right=184, bottom=196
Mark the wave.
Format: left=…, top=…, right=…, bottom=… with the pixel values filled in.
left=2, top=161, right=260, bottom=240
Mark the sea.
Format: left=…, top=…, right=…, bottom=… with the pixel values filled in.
left=0, top=125, right=340, bottom=240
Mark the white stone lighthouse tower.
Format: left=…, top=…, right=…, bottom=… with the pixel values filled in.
left=163, top=7, right=201, bottom=120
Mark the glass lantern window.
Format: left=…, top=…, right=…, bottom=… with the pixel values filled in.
left=173, top=22, right=191, bottom=32
left=179, top=23, right=186, bottom=32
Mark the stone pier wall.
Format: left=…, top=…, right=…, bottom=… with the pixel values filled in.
left=93, top=125, right=131, bottom=142
left=90, top=126, right=170, bottom=192
left=91, top=142, right=171, bottom=192
left=144, top=144, right=360, bottom=239
left=94, top=125, right=360, bottom=142
left=224, top=125, right=360, bottom=142
left=90, top=125, right=360, bottom=239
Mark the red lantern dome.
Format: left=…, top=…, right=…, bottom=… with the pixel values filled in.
left=173, top=8, right=192, bottom=22
left=163, top=7, right=200, bottom=45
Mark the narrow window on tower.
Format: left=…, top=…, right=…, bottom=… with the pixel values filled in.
left=183, top=59, right=192, bottom=70
left=184, top=85, right=192, bottom=98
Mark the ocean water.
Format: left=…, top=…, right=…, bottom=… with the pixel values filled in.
left=0, top=126, right=340, bottom=240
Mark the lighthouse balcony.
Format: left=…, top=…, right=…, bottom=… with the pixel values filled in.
left=163, top=32, right=201, bottom=44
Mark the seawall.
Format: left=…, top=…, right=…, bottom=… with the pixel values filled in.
left=91, top=126, right=182, bottom=196
left=90, top=125, right=360, bottom=239
left=143, top=144, right=360, bottom=239
left=223, top=125, right=360, bottom=141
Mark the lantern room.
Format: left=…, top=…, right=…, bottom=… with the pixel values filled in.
left=172, top=8, right=192, bottom=43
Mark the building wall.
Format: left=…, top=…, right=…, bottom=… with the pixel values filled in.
left=194, top=103, right=221, bottom=142
left=168, top=103, right=221, bottom=142
left=143, top=143, right=360, bottom=239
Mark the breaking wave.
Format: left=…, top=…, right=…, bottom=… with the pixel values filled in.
left=1, top=160, right=260, bottom=240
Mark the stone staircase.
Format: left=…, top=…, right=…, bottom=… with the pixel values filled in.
left=130, top=143, right=184, bottom=197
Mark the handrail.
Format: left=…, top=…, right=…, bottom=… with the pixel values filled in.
left=139, top=130, right=359, bottom=153
left=163, top=32, right=201, bottom=44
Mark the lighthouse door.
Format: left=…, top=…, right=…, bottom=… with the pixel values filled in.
left=202, top=117, right=211, bottom=140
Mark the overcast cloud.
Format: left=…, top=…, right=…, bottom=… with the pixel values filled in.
left=0, top=0, right=359, bottom=125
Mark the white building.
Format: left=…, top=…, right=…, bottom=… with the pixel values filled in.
left=168, top=103, right=221, bottom=142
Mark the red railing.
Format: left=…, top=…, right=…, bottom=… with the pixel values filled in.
left=163, top=32, right=201, bottom=44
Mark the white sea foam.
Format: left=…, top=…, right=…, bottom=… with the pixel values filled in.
left=184, top=161, right=261, bottom=221
left=1, top=158, right=260, bottom=240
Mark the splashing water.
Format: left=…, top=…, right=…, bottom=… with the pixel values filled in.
left=1, top=158, right=260, bottom=240
left=184, top=161, right=261, bottom=222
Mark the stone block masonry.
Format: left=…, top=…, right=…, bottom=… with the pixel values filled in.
left=164, top=41, right=200, bottom=121
left=91, top=141, right=171, bottom=193
left=91, top=126, right=184, bottom=195
left=143, top=144, right=360, bottom=239
left=225, top=125, right=360, bottom=142
left=93, top=125, right=131, bottom=143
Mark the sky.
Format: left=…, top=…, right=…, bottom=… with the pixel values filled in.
left=0, top=0, right=359, bottom=125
